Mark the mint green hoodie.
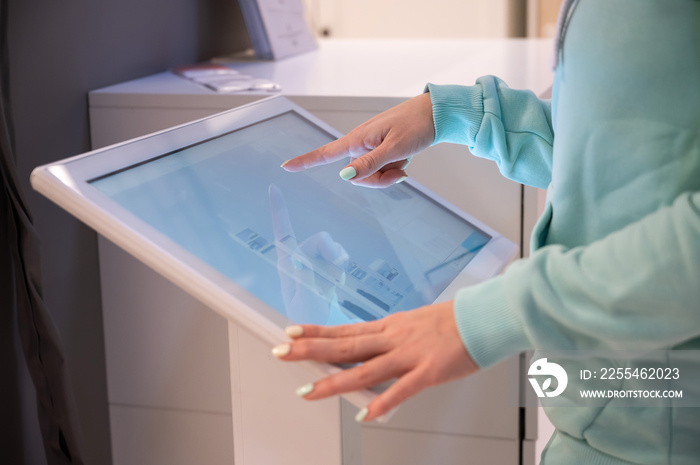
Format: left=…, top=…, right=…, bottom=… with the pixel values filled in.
left=427, top=1, right=700, bottom=463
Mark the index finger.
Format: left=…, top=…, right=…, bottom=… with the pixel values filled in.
left=281, top=135, right=368, bottom=172
left=285, top=318, right=386, bottom=339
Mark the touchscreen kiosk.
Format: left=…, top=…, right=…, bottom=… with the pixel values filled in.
left=31, top=96, right=517, bottom=408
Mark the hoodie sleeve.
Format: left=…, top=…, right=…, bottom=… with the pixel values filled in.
left=426, top=76, right=554, bottom=190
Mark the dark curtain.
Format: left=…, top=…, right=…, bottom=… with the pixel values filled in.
left=0, top=1, right=84, bottom=463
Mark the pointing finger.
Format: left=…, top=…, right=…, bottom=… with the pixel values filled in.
left=281, top=136, right=369, bottom=172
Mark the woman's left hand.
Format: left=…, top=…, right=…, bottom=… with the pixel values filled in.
left=272, top=300, right=480, bottom=422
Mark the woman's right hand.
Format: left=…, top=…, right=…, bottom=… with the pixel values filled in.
left=281, top=92, right=435, bottom=188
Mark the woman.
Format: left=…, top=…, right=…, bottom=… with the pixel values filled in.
left=273, top=1, right=700, bottom=463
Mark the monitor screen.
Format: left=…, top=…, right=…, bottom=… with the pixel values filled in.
left=90, top=111, right=490, bottom=326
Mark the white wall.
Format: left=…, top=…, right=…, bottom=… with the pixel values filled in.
left=305, top=0, right=519, bottom=38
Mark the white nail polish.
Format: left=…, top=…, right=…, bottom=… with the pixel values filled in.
left=285, top=325, right=304, bottom=338
left=339, top=166, right=357, bottom=180
left=296, top=383, right=314, bottom=397
left=395, top=175, right=408, bottom=184
left=355, top=407, right=368, bottom=422
left=272, top=343, right=291, bottom=358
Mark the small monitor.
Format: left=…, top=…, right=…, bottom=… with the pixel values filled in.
left=31, top=96, right=517, bottom=407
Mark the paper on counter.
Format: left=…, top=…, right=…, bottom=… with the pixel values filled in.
left=173, top=64, right=281, bottom=93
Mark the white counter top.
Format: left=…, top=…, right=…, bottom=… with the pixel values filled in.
left=90, top=38, right=554, bottom=108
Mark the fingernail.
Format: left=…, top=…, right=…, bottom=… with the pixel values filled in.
left=280, top=160, right=291, bottom=169
left=285, top=325, right=304, bottom=338
left=339, top=166, right=357, bottom=180
left=296, top=383, right=314, bottom=397
left=395, top=175, right=408, bottom=184
left=272, top=343, right=291, bottom=358
left=355, top=407, right=368, bottom=422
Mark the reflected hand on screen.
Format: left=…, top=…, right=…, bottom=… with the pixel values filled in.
left=269, top=184, right=351, bottom=324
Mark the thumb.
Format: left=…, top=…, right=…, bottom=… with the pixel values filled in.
left=338, top=138, right=404, bottom=181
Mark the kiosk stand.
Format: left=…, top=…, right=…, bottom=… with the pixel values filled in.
left=88, top=39, right=552, bottom=465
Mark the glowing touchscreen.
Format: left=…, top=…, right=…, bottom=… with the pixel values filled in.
left=90, top=111, right=490, bottom=326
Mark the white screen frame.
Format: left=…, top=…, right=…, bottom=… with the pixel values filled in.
left=31, top=96, right=518, bottom=409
